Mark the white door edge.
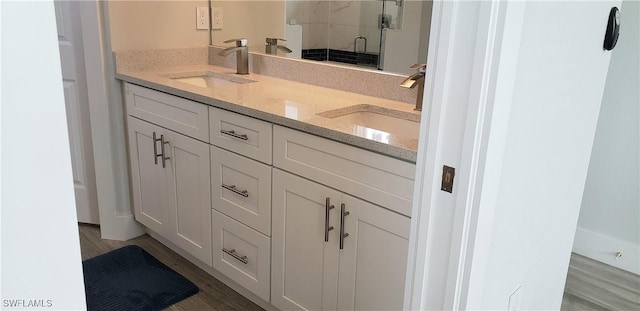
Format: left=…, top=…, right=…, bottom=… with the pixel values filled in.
left=452, top=2, right=527, bottom=309
left=56, top=0, right=100, bottom=224
left=404, top=1, right=518, bottom=309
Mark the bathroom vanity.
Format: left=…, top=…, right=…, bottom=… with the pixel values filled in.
left=117, top=52, right=420, bottom=310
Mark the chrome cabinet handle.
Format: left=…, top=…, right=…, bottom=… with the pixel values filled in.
left=221, top=184, right=249, bottom=197
left=153, top=132, right=162, bottom=165
left=325, top=198, right=335, bottom=242
left=222, top=248, right=248, bottom=264
left=340, top=203, right=350, bottom=250
left=220, top=129, right=248, bottom=141
left=160, top=134, right=170, bottom=168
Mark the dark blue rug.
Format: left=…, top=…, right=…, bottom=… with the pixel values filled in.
left=83, top=245, right=198, bottom=311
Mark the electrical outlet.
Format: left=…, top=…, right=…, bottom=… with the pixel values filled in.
left=196, top=7, right=209, bottom=30
left=212, top=7, right=223, bottom=30
left=508, top=286, right=523, bottom=311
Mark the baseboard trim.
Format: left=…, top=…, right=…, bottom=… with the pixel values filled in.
left=572, top=227, right=639, bottom=275
left=99, top=213, right=145, bottom=241
left=564, top=253, right=640, bottom=310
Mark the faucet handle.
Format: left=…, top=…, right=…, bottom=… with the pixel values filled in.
left=409, top=63, right=427, bottom=75
left=223, top=38, right=248, bottom=47
left=409, top=63, right=427, bottom=72
left=266, top=38, right=287, bottom=45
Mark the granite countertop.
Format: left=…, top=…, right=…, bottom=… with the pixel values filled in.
left=116, top=64, right=420, bottom=163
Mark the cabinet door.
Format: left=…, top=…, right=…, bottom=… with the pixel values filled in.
left=271, top=169, right=341, bottom=311
left=165, top=129, right=212, bottom=266
left=128, top=117, right=170, bottom=235
left=337, top=195, right=411, bottom=311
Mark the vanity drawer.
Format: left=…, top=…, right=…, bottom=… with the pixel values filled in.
left=273, top=125, right=416, bottom=217
left=209, top=107, right=272, bottom=164
left=211, top=146, right=272, bottom=236
left=124, top=83, right=209, bottom=142
left=212, top=210, right=271, bottom=301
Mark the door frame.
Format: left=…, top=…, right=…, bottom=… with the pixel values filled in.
left=404, top=1, right=522, bottom=309
left=77, top=0, right=144, bottom=240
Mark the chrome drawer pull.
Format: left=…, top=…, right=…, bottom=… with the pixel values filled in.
left=222, top=248, right=248, bottom=264
left=152, top=132, right=162, bottom=165
left=160, top=135, right=170, bottom=168
left=220, top=129, right=248, bottom=141
left=325, top=197, right=335, bottom=242
left=340, top=203, right=350, bottom=250
left=221, top=184, right=249, bottom=197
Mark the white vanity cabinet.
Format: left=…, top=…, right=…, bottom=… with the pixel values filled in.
left=209, top=106, right=273, bottom=301
left=210, top=145, right=273, bottom=301
left=123, top=82, right=415, bottom=311
left=271, top=169, right=410, bottom=311
left=127, top=116, right=212, bottom=266
left=211, top=146, right=272, bottom=235
left=271, top=169, right=341, bottom=311
left=125, top=83, right=209, bottom=142
left=271, top=126, right=414, bottom=311
left=124, top=83, right=273, bottom=301
left=336, top=194, right=410, bottom=311
left=272, top=126, right=415, bottom=216
left=209, top=107, right=273, bottom=164
left=211, top=210, right=271, bottom=301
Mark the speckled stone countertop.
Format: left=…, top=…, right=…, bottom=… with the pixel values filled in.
left=116, top=64, right=420, bottom=163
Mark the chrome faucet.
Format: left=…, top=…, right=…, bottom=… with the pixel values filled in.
left=265, top=38, right=292, bottom=55
left=218, top=38, right=249, bottom=75
left=400, top=63, right=427, bottom=111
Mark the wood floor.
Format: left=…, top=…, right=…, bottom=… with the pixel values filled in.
left=79, top=224, right=639, bottom=311
left=561, top=253, right=640, bottom=311
left=78, top=224, right=264, bottom=311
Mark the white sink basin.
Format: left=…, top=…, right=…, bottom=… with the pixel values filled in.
left=317, top=104, right=420, bottom=138
left=164, top=71, right=257, bottom=88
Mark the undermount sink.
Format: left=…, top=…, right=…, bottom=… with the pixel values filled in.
left=317, top=104, right=420, bottom=138
left=164, top=71, right=257, bottom=88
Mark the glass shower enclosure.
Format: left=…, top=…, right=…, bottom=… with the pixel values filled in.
left=287, top=0, right=404, bottom=70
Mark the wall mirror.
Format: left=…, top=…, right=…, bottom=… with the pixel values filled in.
left=210, top=0, right=433, bottom=75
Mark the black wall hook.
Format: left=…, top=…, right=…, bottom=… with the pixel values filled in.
left=603, top=7, right=620, bottom=51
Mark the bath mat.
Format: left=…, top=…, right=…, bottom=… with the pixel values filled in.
left=82, top=245, right=198, bottom=311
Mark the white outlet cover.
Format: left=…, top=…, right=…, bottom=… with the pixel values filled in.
left=212, top=7, right=223, bottom=30
left=196, top=7, right=209, bottom=30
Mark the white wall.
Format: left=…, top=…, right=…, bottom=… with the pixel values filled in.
left=328, top=1, right=362, bottom=51
left=417, top=0, right=433, bottom=65
left=286, top=0, right=329, bottom=49
left=108, top=0, right=210, bottom=50
left=464, top=1, right=617, bottom=309
left=211, top=0, right=285, bottom=53
left=0, top=1, right=86, bottom=308
left=383, top=0, right=431, bottom=75
left=574, top=0, right=639, bottom=275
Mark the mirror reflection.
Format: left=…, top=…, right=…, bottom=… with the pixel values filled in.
left=210, top=0, right=433, bottom=75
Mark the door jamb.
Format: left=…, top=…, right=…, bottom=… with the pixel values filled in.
left=404, top=1, right=520, bottom=309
